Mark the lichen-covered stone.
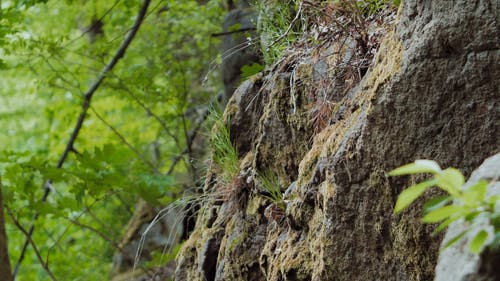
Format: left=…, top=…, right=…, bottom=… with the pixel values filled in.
left=175, top=0, right=500, bottom=280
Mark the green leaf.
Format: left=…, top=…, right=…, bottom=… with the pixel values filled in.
left=241, top=63, right=264, bottom=81
left=228, top=23, right=242, bottom=32
left=136, top=174, right=176, bottom=205
left=435, top=168, right=464, bottom=197
left=423, top=195, right=451, bottom=213
left=0, top=59, right=8, bottom=69
left=394, top=180, right=435, bottom=213
left=489, top=195, right=500, bottom=205
left=490, top=213, right=500, bottom=229
left=460, top=180, right=488, bottom=207
left=469, top=230, right=489, bottom=254
left=442, top=230, right=469, bottom=251
left=423, top=205, right=465, bottom=223
left=388, top=160, right=441, bottom=176
left=432, top=216, right=461, bottom=235
left=463, top=211, right=482, bottom=222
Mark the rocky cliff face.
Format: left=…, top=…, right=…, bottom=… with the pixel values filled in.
left=175, top=1, right=499, bottom=280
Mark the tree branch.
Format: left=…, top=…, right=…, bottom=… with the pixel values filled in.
left=89, top=106, right=159, bottom=173
left=57, top=0, right=152, bottom=170
left=211, top=27, right=256, bottom=37
left=63, top=217, right=121, bottom=250
left=166, top=103, right=213, bottom=175
left=44, top=190, right=117, bottom=263
left=6, top=208, right=58, bottom=281
left=0, top=176, right=13, bottom=281
left=105, top=77, right=181, bottom=148
left=13, top=0, right=152, bottom=276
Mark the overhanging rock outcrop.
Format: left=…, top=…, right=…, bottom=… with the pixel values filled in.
left=175, top=1, right=499, bottom=280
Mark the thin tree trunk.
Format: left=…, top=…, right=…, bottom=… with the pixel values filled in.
left=0, top=176, right=13, bottom=281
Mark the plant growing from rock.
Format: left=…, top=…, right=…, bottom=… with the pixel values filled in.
left=258, top=169, right=286, bottom=222
left=389, top=160, right=500, bottom=254
left=355, top=0, right=396, bottom=16
left=256, top=0, right=302, bottom=65
left=208, top=109, right=239, bottom=184
left=258, top=169, right=285, bottom=209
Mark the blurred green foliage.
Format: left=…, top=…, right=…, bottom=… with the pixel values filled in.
left=0, top=0, right=224, bottom=279
left=256, top=0, right=299, bottom=65
left=390, top=160, right=500, bottom=255
left=0, top=0, right=403, bottom=279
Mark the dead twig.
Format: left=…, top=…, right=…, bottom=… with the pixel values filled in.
left=0, top=176, right=14, bottom=281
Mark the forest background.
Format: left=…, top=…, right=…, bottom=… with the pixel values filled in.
left=0, top=0, right=225, bottom=280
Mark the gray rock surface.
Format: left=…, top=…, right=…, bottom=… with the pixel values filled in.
left=221, top=5, right=261, bottom=103
left=175, top=0, right=500, bottom=280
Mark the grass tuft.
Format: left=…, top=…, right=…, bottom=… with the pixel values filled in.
left=256, top=0, right=301, bottom=65
left=257, top=169, right=285, bottom=210
left=208, top=108, right=239, bottom=184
